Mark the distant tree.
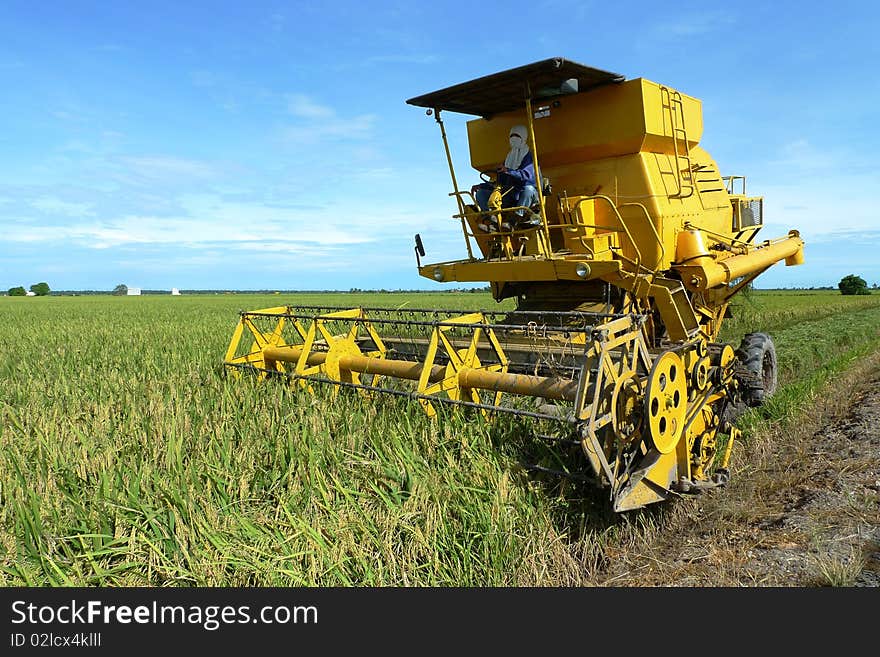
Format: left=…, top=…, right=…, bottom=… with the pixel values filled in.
left=113, top=284, right=128, bottom=296
left=8, top=286, right=26, bottom=296
left=29, top=282, right=50, bottom=296
left=838, top=274, right=870, bottom=296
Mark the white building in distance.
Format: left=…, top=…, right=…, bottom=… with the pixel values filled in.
left=171, top=288, right=181, bottom=295
left=127, top=287, right=142, bottom=296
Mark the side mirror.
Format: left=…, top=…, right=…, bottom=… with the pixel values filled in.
left=414, top=234, right=425, bottom=267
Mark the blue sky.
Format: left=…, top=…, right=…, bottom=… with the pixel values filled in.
left=1, top=0, right=877, bottom=291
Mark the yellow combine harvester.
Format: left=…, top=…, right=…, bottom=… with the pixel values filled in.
left=225, top=58, right=804, bottom=511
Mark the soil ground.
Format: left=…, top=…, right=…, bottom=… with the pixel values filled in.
left=597, top=354, right=880, bottom=586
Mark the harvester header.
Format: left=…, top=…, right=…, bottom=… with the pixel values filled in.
left=225, top=57, right=805, bottom=511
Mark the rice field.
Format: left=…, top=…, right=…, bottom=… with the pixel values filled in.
left=2, top=289, right=879, bottom=585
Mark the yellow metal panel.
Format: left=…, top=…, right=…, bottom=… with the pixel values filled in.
left=420, top=258, right=620, bottom=284
left=467, top=78, right=702, bottom=172
left=641, top=79, right=703, bottom=150
left=613, top=450, right=679, bottom=512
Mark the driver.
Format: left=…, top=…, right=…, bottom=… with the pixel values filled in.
left=470, top=124, right=540, bottom=233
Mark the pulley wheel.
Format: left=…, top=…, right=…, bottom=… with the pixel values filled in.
left=611, top=371, right=643, bottom=445
left=645, top=351, right=687, bottom=454
left=692, top=356, right=711, bottom=391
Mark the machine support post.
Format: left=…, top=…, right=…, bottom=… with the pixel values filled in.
left=433, top=108, right=474, bottom=260
left=523, top=84, right=550, bottom=255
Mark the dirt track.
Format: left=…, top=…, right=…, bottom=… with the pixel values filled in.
left=600, top=356, right=880, bottom=586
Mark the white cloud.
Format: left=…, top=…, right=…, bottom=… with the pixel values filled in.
left=768, top=139, right=835, bottom=172
left=286, top=94, right=336, bottom=120
left=749, top=137, right=879, bottom=239
left=109, top=216, right=363, bottom=249
left=226, top=241, right=349, bottom=256
left=283, top=94, right=376, bottom=144
left=2, top=193, right=430, bottom=251
left=117, top=156, right=218, bottom=180
left=354, top=167, right=395, bottom=180
left=282, top=115, right=377, bottom=144
left=30, top=198, right=95, bottom=218
left=655, top=11, right=737, bottom=36
left=363, top=54, right=439, bottom=65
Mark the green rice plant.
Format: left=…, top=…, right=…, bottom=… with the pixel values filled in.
left=1, top=290, right=878, bottom=585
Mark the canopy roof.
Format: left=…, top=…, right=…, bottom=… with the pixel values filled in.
left=406, top=57, right=625, bottom=118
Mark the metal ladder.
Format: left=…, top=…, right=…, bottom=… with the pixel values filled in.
left=660, top=86, right=694, bottom=199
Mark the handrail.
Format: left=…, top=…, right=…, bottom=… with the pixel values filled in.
left=448, top=189, right=519, bottom=221
left=722, top=175, right=746, bottom=195
left=618, top=201, right=665, bottom=272
left=449, top=190, right=660, bottom=276
left=573, top=195, right=642, bottom=277
left=448, top=192, right=552, bottom=253
left=659, top=86, right=694, bottom=199
left=450, top=188, right=546, bottom=230
left=448, top=189, right=484, bottom=219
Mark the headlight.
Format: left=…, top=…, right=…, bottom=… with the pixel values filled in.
left=575, top=263, right=590, bottom=279
left=433, top=267, right=444, bottom=281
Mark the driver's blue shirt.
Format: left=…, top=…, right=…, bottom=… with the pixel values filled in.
left=498, top=151, right=535, bottom=189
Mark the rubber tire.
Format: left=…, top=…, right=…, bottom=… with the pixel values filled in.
left=735, top=332, right=778, bottom=407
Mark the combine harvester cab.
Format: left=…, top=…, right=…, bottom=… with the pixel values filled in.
left=225, top=58, right=805, bottom=512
